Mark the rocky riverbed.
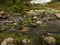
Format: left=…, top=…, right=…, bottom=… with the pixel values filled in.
left=0, top=10, right=60, bottom=45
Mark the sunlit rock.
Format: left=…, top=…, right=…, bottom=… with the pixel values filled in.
left=1, top=26, right=6, bottom=31
left=0, top=11, right=8, bottom=19
left=27, top=11, right=37, bottom=16
left=0, top=10, right=5, bottom=15
left=13, top=23, right=17, bottom=25
left=36, top=20, right=43, bottom=25
left=55, top=13, right=60, bottom=18
left=1, top=37, right=14, bottom=45
left=33, top=16, right=38, bottom=20
left=22, top=38, right=30, bottom=45
left=42, top=34, right=56, bottom=45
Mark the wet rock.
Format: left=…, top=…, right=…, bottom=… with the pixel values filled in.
left=9, top=13, right=20, bottom=19
left=21, top=26, right=31, bottom=34
left=21, top=27, right=31, bottom=32
left=30, top=23, right=37, bottom=28
left=2, top=15, right=8, bottom=19
left=12, top=13, right=20, bottom=16
left=45, top=20, right=60, bottom=33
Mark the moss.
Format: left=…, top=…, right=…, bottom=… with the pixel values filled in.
left=52, top=36, right=60, bottom=44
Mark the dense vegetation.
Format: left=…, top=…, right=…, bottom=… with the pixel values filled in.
left=51, top=0, right=60, bottom=3
left=0, top=0, right=32, bottom=13
left=0, top=0, right=60, bottom=13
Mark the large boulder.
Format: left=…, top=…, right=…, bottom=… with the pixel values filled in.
left=1, top=37, right=14, bottom=45
left=55, top=13, right=60, bottom=18
left=42, top=36, right=56, bottom=45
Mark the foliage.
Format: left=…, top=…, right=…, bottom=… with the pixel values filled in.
left=43, top=2, right=60, bottom=10
left=0, top=0, right=32, bottom=13
left=53, top=36, right=60, bottom=44
left=51, top=0, right=60, bottom=3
